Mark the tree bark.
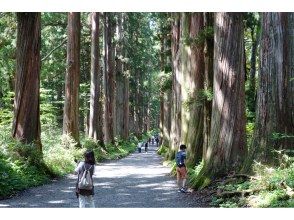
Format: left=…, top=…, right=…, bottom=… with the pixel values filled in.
left=182, top=13, right=205, bottom=166
left=195, top=13, right=246, bottom=188
left=170, top=13, right=181, bottom=160
left=243, top=13, right=294, bottom=170
left=284, top=13, right=294, bottom=146
left=162, top=90, right=171, bottom=147
left=247, top=22, right=261, bottom=115
left=103, top=13, right=116, bottom=144
left=115, top=13, right=129, bottom=139
left=122, top=69, right=130, bottom=139
left=162, top=19, right=172, bottom=149
left=63, top=12, right=81, bottom=145
left=159, top=34, right=165, bottom=146
left=12, top=12, right=42, bottom=150
left=203, top=12, right=214, bottom=159
left=88, top=12, right=103, bottom=143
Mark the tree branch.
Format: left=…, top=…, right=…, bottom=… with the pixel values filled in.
left=41, top=38, right=67, bottom=62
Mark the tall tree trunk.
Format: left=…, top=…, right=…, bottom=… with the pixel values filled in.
left=184, top=13, right=205, bottom=166
left=243, top=13, right=294, bottom=170
left=249, top=29, right=258, bottom=87
left=162, top=20, right=172, bottom=149
left=138, top=78, right=144, bottom=135
left=12, top=12, right=41, bottom=150
left=203, top=12, right=214, bottom=159
left=115, top=13, right=129, bottom=139
left=122, top=65, right=129, bottom=139
left=170, top=13, right=181, bottom=160
left=284, top=13, right=294, bottom=147
left=159, top=34, right=165, bottom=145
left=103, top=13, right=116, bottom=144
left=133, top=70, right=140, bottom=137
left=247, top=24, right=261, bottom=115
left=162, top=90, right=172, bottom=147
left=63, top=12, right=81, bottom=145
left=89, top=12, right=103, bottom=143
left=195, top=13, right=246, bottom=188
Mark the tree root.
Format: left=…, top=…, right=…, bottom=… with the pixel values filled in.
left=216, top=188, right=261, bottom=198
left=227, top=173, right=259, bottom=181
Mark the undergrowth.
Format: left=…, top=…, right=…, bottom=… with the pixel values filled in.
left=211, top=155, right=294, bottom=208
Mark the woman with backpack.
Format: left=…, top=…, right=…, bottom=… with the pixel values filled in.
left=74, top=149, right=96, bottom=208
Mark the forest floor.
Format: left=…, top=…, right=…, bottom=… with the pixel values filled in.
left=0, top=143, right=210, bottom=208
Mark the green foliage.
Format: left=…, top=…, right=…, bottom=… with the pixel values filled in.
left=43, top=133, right=82, bottom=176
left=188, top=160, right=204, bottom=187
left=157, top=145, right=168, bottom=156
left=158, top=71, right=172, bottom=92
left=182, top=88, right=213, bottom=110
left=211, top=157, right=294, bottom=207
left=183, top=26, right=213, bottom=46
left=0, top=125, right=50, bottom=199
left=0, top=107, right=13, bottom=126
left=40, top=88, right=59, bottom=128
left=272, top=132, right=294, bottom=141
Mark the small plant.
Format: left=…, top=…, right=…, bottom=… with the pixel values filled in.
left=157, top=145, right=168, bottom=156
left=188, top=160, right=204, bottom=187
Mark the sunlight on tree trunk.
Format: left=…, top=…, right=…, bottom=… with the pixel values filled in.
left=195, top=13, right=246, bottom=188
left=88, top=12, right=103, bottom=144
left=243, top=13, right=294, bottom=171
left=12, top=12, right=42, bottom=151
left=170, top=13, right=182, bottom=159
left=203, top=12, right=214, bottom=159
left=63, top=12, right=81, bottom=146
left=103, top=13, right=116, bottom=144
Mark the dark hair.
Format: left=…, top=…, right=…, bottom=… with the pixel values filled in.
left=180, top=144, right=186, bottom=150
left=84, top=149, right=96, bottom=165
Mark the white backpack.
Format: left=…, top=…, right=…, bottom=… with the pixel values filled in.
left=78, top=165, right=93, bottom=190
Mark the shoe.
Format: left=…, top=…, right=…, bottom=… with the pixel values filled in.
left=180, top=188, right=187, bottom=193
left=177, top=188, right=182, bottom=193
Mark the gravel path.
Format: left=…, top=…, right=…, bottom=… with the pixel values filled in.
left=0, top=144, right=203, bottom=208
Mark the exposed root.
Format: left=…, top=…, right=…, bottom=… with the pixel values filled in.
left=227, top=173, right=259, bottom=181
left=216, top=188, right=261, bottom=198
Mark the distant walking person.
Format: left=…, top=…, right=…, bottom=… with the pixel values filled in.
left=144, top=141, right=148, bottom=153
left=75, top=150, right=96, bottom=208
left=151, top=136, right=155, bottom=145
left=137, top=142, right=142, bottom=153
left=176, top=144, right=187, bottom=193
left=155, top=136, right=159, bottom=147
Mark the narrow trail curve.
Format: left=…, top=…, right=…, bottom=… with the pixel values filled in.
left=0, top=144, right=204, bottom=208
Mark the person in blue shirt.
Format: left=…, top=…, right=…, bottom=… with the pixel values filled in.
left=176, top=144, right=187, bottom=193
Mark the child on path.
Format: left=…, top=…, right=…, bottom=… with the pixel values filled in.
left=75, top=150, right=96, bottom=208
left=176, top=144, right=187, bottom=193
